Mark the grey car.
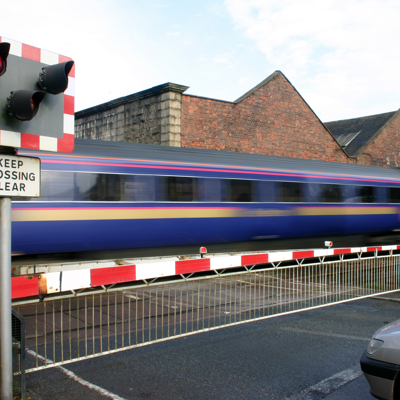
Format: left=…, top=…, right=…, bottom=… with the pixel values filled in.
left=361, top=320, right=400, bottom=399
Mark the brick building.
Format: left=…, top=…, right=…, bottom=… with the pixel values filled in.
left=75, top=70, right=400, bottom=167
left=325, top=111, right=400, bottom=168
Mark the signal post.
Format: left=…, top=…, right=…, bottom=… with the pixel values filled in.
left=0, top=37, right=74, bottom=399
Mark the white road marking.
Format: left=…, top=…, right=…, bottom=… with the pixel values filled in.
left=281, top=327, right=367, bottom=398
left=285, top=365, right=363, bottom=399
left=282, top=326, right=370, bottom=341
left=26, top=349, right=127, bottom=400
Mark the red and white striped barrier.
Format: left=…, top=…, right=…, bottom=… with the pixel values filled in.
left=11, top=245, right=400, bottom=300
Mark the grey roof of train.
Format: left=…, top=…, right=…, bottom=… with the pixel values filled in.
left=68, top=138, right=400, bottom=181
left=324, top=111, right=397, bottom=156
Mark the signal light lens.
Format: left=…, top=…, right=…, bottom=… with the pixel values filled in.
left=199, top=247, right=207, bottom=254
left=0, top=42, right=10, bottom=77
left=7, top=90, right=46, bottom=121
left=37, top=61, right=74, bottom=95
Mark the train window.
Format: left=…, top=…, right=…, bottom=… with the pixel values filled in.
left=278, top=182, right=304, bottom=202
left=75, top=173, right=121, bottom=201
left=40, top=171, right=75, bottom=201
left=358, top=186, right=376, bottom=203
left=120, top=175, right=136, bottom=200
left=198, top=178, right=222, bottom=202
left=342, top=185, right=357, bottom=202
left=257, top=181, right=275, bottom=202
left=320, top=184, right=342, bottom=203
left=120, top=175, right=156, bottom=201
left=375, top=187, right=387, bottom=203
left=389, top=187, right=400, bottom=203
left=227, top=179, right=253, bottom=202
left=167, top=177, right=197, bottom=201
left=74, top=173, right=97, bottom=200
left=134, top=175, right=156, bottom=201
left=20, top=171, right=155, bottom=202
left=304, top=183, right=321, bottom=202
left=92, top=174, right=120, bottom=201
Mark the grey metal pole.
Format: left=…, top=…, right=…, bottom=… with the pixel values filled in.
left=0, top=197, right=12, bottom=400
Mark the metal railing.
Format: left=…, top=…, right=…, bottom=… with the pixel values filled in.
left=12, top=309, right=25, bottom=399
left=13, top=250, right=400, bottom=372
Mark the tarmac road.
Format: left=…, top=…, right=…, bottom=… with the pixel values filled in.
left=25, top=292, right=400, bottom=400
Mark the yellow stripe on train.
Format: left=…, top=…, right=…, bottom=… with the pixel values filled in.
left=11, top=206, right=399, bottom=222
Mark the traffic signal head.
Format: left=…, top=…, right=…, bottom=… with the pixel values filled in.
left=37, top=61, right=74, bottom=95
left=1, top=51, right=73, bottom=121
left=6, top=90, right=46, bottom=121
left=0, top=37, right=75, bottom=152
left=0, top=42, right=10, bottom=76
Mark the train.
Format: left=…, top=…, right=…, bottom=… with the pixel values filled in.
left=11, top=138, right=400, bottom=260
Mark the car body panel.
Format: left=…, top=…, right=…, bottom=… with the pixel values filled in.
left=361, top=319, right=400, bottom=399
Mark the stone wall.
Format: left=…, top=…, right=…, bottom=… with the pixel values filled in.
left=75, top=83, right=188, bottom=146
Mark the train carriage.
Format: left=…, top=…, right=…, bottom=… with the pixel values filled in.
left=12, top=139, right=400, bottom=257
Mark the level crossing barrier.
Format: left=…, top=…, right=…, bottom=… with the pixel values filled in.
left=11, top=245, right=400, bottom=372
left=11, top=245, right=400, bottom=299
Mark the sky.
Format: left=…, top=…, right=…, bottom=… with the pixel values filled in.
left=1, top=0, right=400, bottom=122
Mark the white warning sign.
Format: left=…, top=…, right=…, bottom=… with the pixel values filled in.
left=0, top=155, right=40, bottom=197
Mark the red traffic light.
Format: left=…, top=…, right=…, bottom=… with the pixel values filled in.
left=7, top=90, right=46, bottom=121
left=0, top=42, right=10, bottom=76
left=37, top=61, right=74, bottom=95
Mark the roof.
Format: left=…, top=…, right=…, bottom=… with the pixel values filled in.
left=324, top=111, right=397, bottom=157
left=75, top=83, right=189, bottom=119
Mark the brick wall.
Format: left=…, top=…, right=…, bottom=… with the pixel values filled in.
left=74, top=72, right=350, bottom=164
left=356, top=111, right=400, bottom=167
left=181, top=71, right=348, bottom=162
